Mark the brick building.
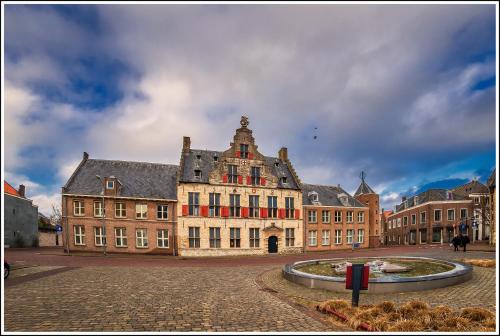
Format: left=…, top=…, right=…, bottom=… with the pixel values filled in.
left=177, top=116, right=303, bottom=256
left=380, top=209, right=393, bottom=246
left=384, top=188, right=474, bottom=246
left=62, top=154, right=178, bottom=254
left=302, top=184, right=369, bottom=251
left=487, top=169, right=496, bottom=245
left=353, top=176, right=381, bottom=248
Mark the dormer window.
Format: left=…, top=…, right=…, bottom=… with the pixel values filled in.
left=281, top=177, right=287, bottom=184
left=414, top=196, right=419, bottom=206
left=196, top=154, right=201, bottom=160
left=213, top=156, right=218, bottom=162
left=404, top=200, right=408, bottom=208
left=240, top=144, right=249, bottom=159
left=274, top=162, right=279, bottom=167
left=308, top=191, right=319, bottom=203
left=194, top=170, right=202, bottom=179
left=338, top=193, right=349, bottom=206
left=446, top=191, right=453, bottom=200
left=106, top=181, right=114, bottom=189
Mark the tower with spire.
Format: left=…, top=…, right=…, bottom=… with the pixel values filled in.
left=354, top=171, right=380, bottom=248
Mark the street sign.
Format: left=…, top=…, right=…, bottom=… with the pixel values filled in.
left=56, top=225, right=63, bottom=234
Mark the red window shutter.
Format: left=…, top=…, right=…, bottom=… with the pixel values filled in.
left=223, top=174, right=228, bottom=183
left=238, top=175, right=243, bottom=184
left=248, top=152, right=254, bottom=159
left=201, top=205, right=208, bottom=217
left=294, top=209, right=300, bottom=219
left=235, top=151, right=241, bottom=158
left=246, top=176, right=251, bottom=185
left=222, top=206, right=229, bottom=217
left=260, top=177, right=266, bottom=186
left=182, top=205, right=189, bottom=216
left=242, top=207, right=249, bottom=218
left=260, top=208, right=268, bottom=218
left=279, top=208, right=285, bottom=219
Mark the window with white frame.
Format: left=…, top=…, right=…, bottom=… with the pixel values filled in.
left=420, top=211, right=427, bottom=223
left=157, top=229, right=169, bottom=248
left=308, top=230, right=317, bottom=246
left=322, top=210, right=331, bottom=223
left=403, top=216, right=408, bottom=226
left=357, top=229, right=364, bottom=243
left=74, top=225, right=85, bottom=245
left=106, top=180, right=114, bottom=189
left=322, top=230, right=330, bottom=245
left=189, top=227, right=200, bottom=248
left=157, top=204, right=168, bottom=220
left=447, top=209, right=455, bottom=221
left=397, top=218, right=401, bottom=227
left=115, top=202, right=126, bottom=218
left=94, top=201, right=104, bottom=217
left=358, top=212, right=365, bottom=223
left=136, top=204, right=148, bottom=219
left=334, top=210, right=342, bottom=223
left=460, top=208, right=468, bottom=220
left=136, top=229, right=148, bottom=248
left=230, top=228, right=241, bottom=248
left=115, top=228, right=127, bottom=247
left=74, top=200, right=84, bottom=216
left=335, top=230, right=342, bottom=245
left=209, top=227, right=221, bottom=248
left=411, top=214, right=416, bottom=225
left=188, top=192, right=200, bottom=216
left=346, top=229, right=354, bottom=244
left=94, top=227, right=106, bottom=246
left=434, top=209, right=442, bottom=222
left=308, top=210, right=317, bottom=223
left=346, top=211, right=353, bottom=223
left=249, top=228, right=260, bottom=248
left=285, top=228, right=295, bottom=246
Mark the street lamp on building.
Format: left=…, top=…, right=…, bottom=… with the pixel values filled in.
left=95, top=175, right=107, bottom=256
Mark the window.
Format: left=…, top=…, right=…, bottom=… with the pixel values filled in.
left=209, top=193, right=221, bottom=217
left=240, top=144, right=249, bottom=159
left=229, top=194, right=241, bottom=217
left=358, top=229, right=364, bottom=243
left=230, top=228, right=241, bottom=248
left=358, top=212, right=365, bottom=223
left=268, top=196, right=278, bottom=218
left=157, top=204, right=168, bottom=220
left=346, top=229, right=354, bottom=244
left=249, top=195, right=260, bottom=218
left=322, top=230, right=330, bottom=245
left=397, top=218, right=401, bottom=227
left=285, top=228, right=295, bottom=246
left=335, top=230, right=342, bottom=245
left=136, top=229, right=148, bottom=248
left=115, top=202, right=126, bottom=218
left=434, top=209, right=442, bottom=222
left=196, top=154, right=201, bottom=160
left=106, top=180, right=114, bottom=189
left=74, top=200, right=84, bottom=216
left=115, top=228, right=127, bottom=247
left=334, top=211, right=342, bottom=223
left=285, top=197, right=294, bottom=218
left=249, top=228, right=260, bottom=248
left=432, top=228, right=441, bottom=243
left=136, top=204, right=148, bottom=219
left=94, top=201, right=104, bottom=217
left=281, top=177, right=287, bottom=184
left=447, top=209, right=455, bottom=221
left=420, top=211, right=427, bottom=223
left=322, top=210, right=331, bottom=223
left=228, top=165, right=238, bottom=183
left=94, top=227, right=106, bottom=246
left=403, top=216, right=408, bottom=226
left=194, top=170, right=202, bottom=179
left=308, top=230, right=317, bottom=246
left=308, top=210, right=317, bottom=223
left=251, top=166, right=261, bottom=185
left=74, top=225, right=85, bottom=245
left=157, top=229, right=169, bottom=248
left=474, top=197, right=479, bottom=205
left=460, top=208, right=468, bottom=219
left=411, top=214, right=416, bottom=225
left=188, top=192, right=200, bottom=216
left=213, top=156, right=218, bottom=162
left=209, top=227, right=221, bottom=248
left=188, top=227, right=200, bottom=248
left=346, top=211, right=353, bottom=223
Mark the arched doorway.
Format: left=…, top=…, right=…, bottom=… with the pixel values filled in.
left=268, top=235, right=278, bottom=253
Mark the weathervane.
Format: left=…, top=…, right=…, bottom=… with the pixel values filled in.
left=240, top=115, right=249, bottom=128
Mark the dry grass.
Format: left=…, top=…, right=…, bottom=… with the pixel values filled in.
left=459, top=258, right=496, bottom=268
left=317, top=298, right=496, bottom=331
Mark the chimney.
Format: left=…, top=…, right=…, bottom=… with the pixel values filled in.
left=183, top=136, right=191, bottom=153
left=278, top=147, right=288, bottom=161
left=83, top=152, right=89, bottom=160
left=18, top=184, right=26, bottom=198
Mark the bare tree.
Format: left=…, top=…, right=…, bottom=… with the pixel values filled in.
left=50, top=203, right=62, bottom=227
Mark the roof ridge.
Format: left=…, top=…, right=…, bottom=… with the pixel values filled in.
left=87, top=158, right=179, bottom=167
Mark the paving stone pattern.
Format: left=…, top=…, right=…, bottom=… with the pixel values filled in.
left=4, top=266, right=331, bottom=332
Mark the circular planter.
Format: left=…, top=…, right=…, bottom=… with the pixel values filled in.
left=283, top=256, right=472, bottom=294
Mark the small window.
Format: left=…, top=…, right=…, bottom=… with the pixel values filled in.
left=281, top=177, right=287, bottom=184
left=157, top=229, right=169, bottom=248
left=196, top=154, right=201, bottom=160
left=136, top=229, right=148, bottom=248
left=285, top=228, right=295, bottom=247
left=194, top=170, right=202, bottom=179
left=136, top=204, right=148, bottom=219
left=157, top=204, right=168, bottom=220
left=106, top=181, right=114, bottom=189
left=274, top=162, right=279, bottom=167
left=213, top=156, right=218, bottom=162
left=115, top=228, right=127, bottom=247
left=240, top=144, right=249, bottom=159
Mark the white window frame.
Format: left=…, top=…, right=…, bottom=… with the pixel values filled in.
left=136, top=204, right=148, bottom=219
left=346, top=229, right=354, bottom=244
left=115, top=228, right=127, bottom=247
left=308, top=230, right=317, bottom=246
left=357, top=229, right=364, bottom=243
left=94, top=201, right=104, bottom=217
left=74, top=225, right=85, bottom=245
left=334, top=210, right=342, bottom=223
left=397, top=218, right=401, bottom=227
left=447, top=209, right=455, bottom=221
left=357, top=212, right=365, bottom=223
left=157, top=229, right=169, bottom=248
left=322, top=210, right=331, bottom=223
left=73, top=200, right=84, bottom=216
left=346, top=211, right=353, bottom=223
left=308, top=210, right=317, bottom=223
left=322, top=230, right=330, bottom=246
left=136, top=229, right=148, bottom=248
left=157, top=204, right=168, bottom=220
left=94, top=226, right=106, bottom=246
left=420, top=211, right=427, bottom=223
left=285, top=228, right=295, bottom=247
left=434, top=209, right=442, bottom=222
left=460, top=208, right=468, bottom=220
left=403, top=216, right=408, bottom=226
left=106, top=180, right=114, bottom=189
left=411, top=214, right=416, bottom=225
left=335, top=230, right=342, bottom=245
left=115, top=202, right=126, bottom=218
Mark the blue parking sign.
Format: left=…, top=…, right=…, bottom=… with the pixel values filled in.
left=56, top=225, right=62, bottom=233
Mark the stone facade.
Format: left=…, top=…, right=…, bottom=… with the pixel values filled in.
left=4, top=185, right=38, bottom=247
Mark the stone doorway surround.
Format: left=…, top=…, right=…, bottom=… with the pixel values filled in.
left=262, top=223, right=283, bottom=254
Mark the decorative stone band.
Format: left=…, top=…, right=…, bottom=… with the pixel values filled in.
left=283, top=256, right=473, bottom=294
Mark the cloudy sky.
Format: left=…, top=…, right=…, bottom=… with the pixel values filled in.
left=3, top=4, right=497, bottom=215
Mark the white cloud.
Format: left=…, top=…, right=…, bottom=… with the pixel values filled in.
left=30, top=193, right=61, bottom=216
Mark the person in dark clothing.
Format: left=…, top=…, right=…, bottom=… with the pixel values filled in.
left=451, top=235, right=460, bottom=251
left=461, top=234, right=470, bottom=252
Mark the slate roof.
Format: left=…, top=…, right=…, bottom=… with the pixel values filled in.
left=452, top=180, right=489, bottom=196
left=302, top=183, right=366, bottom=207
left=394, top=189, right=470, bottom=213
left=64, top=159, right=179, bottom=200
left=354, top=180, right=376, bottom=196
left=487, top=169, right=495, bottom=189
left=179, top=149, right=300, bottom=189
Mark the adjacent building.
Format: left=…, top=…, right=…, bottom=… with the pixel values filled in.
left=61, top=155, right=178, bottom=254
left=4, top=181, right=38, bottom=247
left=353, top=176, right=381, bottom=248
left=487, top=169, right=496, bottom=245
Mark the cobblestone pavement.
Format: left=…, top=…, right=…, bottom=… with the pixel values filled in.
left=4, top=266, right=333, bottom=332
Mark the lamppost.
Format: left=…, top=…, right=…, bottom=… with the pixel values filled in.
left=95, top=175, right=107, bottom=256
